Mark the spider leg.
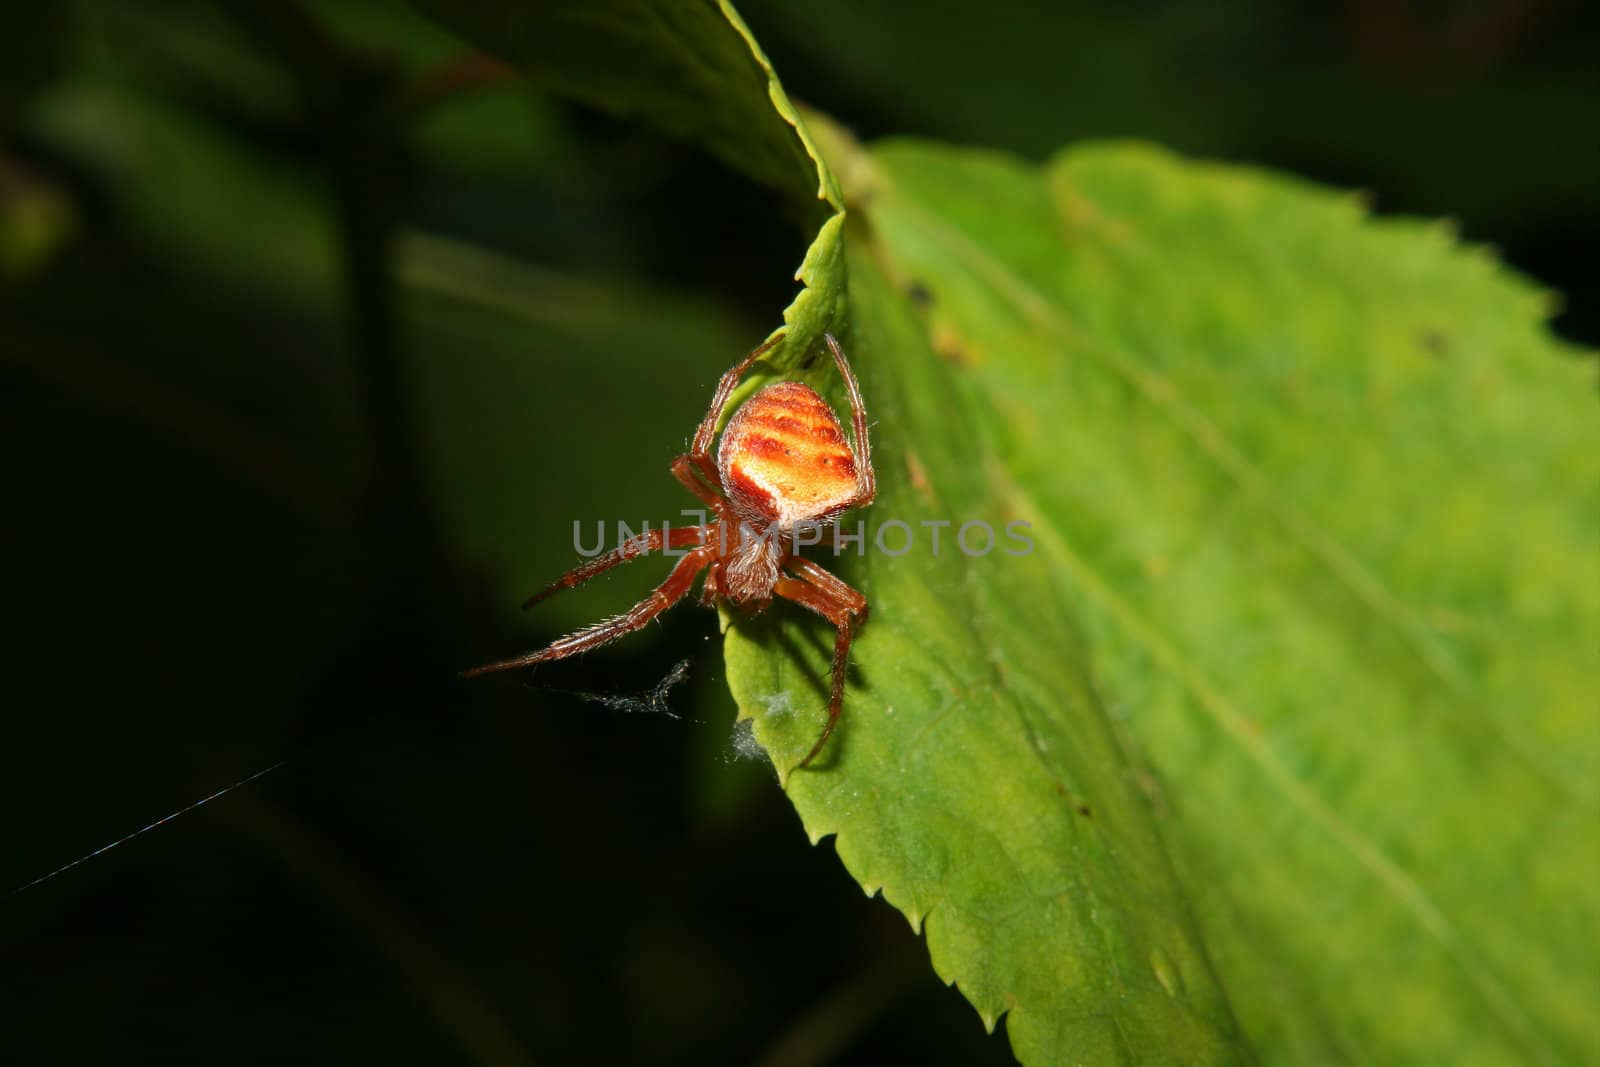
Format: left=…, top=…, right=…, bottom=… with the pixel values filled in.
left=690, top=332, right=785, bottom=459
left=464, top=544, right=717, bottom=677
left=823, top=333, right=875, bottom=508
left=519, top=524, right=710, bottom=610
left=698, top=558, right=724, bottom=607
left=670, top=454, right=727, bottom=512
left=784, top=555, right=868, bottom=621
left=773, top=574, right=863, bottom=769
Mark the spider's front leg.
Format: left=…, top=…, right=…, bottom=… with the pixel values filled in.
left=698, top=556, right=725, bottom=608
left=463, top=544, right=717, bottom=677
left=519, top=523, right=710, bottom=610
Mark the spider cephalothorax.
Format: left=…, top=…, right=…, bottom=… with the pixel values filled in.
left=464, top=332, right=876, bottom=769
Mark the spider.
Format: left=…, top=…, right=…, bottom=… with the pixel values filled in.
left=464, top=332, right=876, bottom=769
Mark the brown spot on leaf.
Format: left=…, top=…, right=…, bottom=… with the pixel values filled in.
left=904, top=449, right=935, bottom=506
left=929, top=321, right=971, bottom=366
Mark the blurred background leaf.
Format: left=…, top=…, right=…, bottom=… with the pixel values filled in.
left=412, top=0, right=848, bottom=373
left=746, top=0, right=1600, bottom=346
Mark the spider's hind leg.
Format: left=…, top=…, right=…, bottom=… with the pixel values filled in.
left=690, top=333, right=785, bottom=458
left=822, top=333, right=875, bottom=509
left=772, top=572, right=864, bottom=769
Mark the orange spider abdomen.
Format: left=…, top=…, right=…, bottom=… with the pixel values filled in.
left=718, top=381, right=858, bottom=528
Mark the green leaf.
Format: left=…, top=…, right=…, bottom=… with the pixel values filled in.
left=729, top=131, right=1600, bottom=1064
left=410, top=0, right=845, bottom=369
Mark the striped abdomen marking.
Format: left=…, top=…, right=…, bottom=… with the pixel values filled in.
left=718, top=381, right=859, bottom=527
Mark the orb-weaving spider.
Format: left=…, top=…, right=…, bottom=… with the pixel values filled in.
left=464, top=332, right=876, bottom=769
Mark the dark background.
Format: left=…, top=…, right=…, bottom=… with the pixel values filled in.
left=3, top=2, right=1595, bottom=1064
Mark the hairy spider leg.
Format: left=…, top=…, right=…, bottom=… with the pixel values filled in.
left=785, top=555, right=868, bottom=621
left=772, top=572, right=862, bottom=768
left=698, top=559, right=724, bottom=607
left=822, top=333, right=876, bottom=509
left=519, top=523, right=713, bottom=610
left=462, top=544, right=717, bottom=678
left=669, top=454, right=729, bottom=513
left=683, top=332, right=786, bottom=495
left=691, top=332, right=785, bottom=460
